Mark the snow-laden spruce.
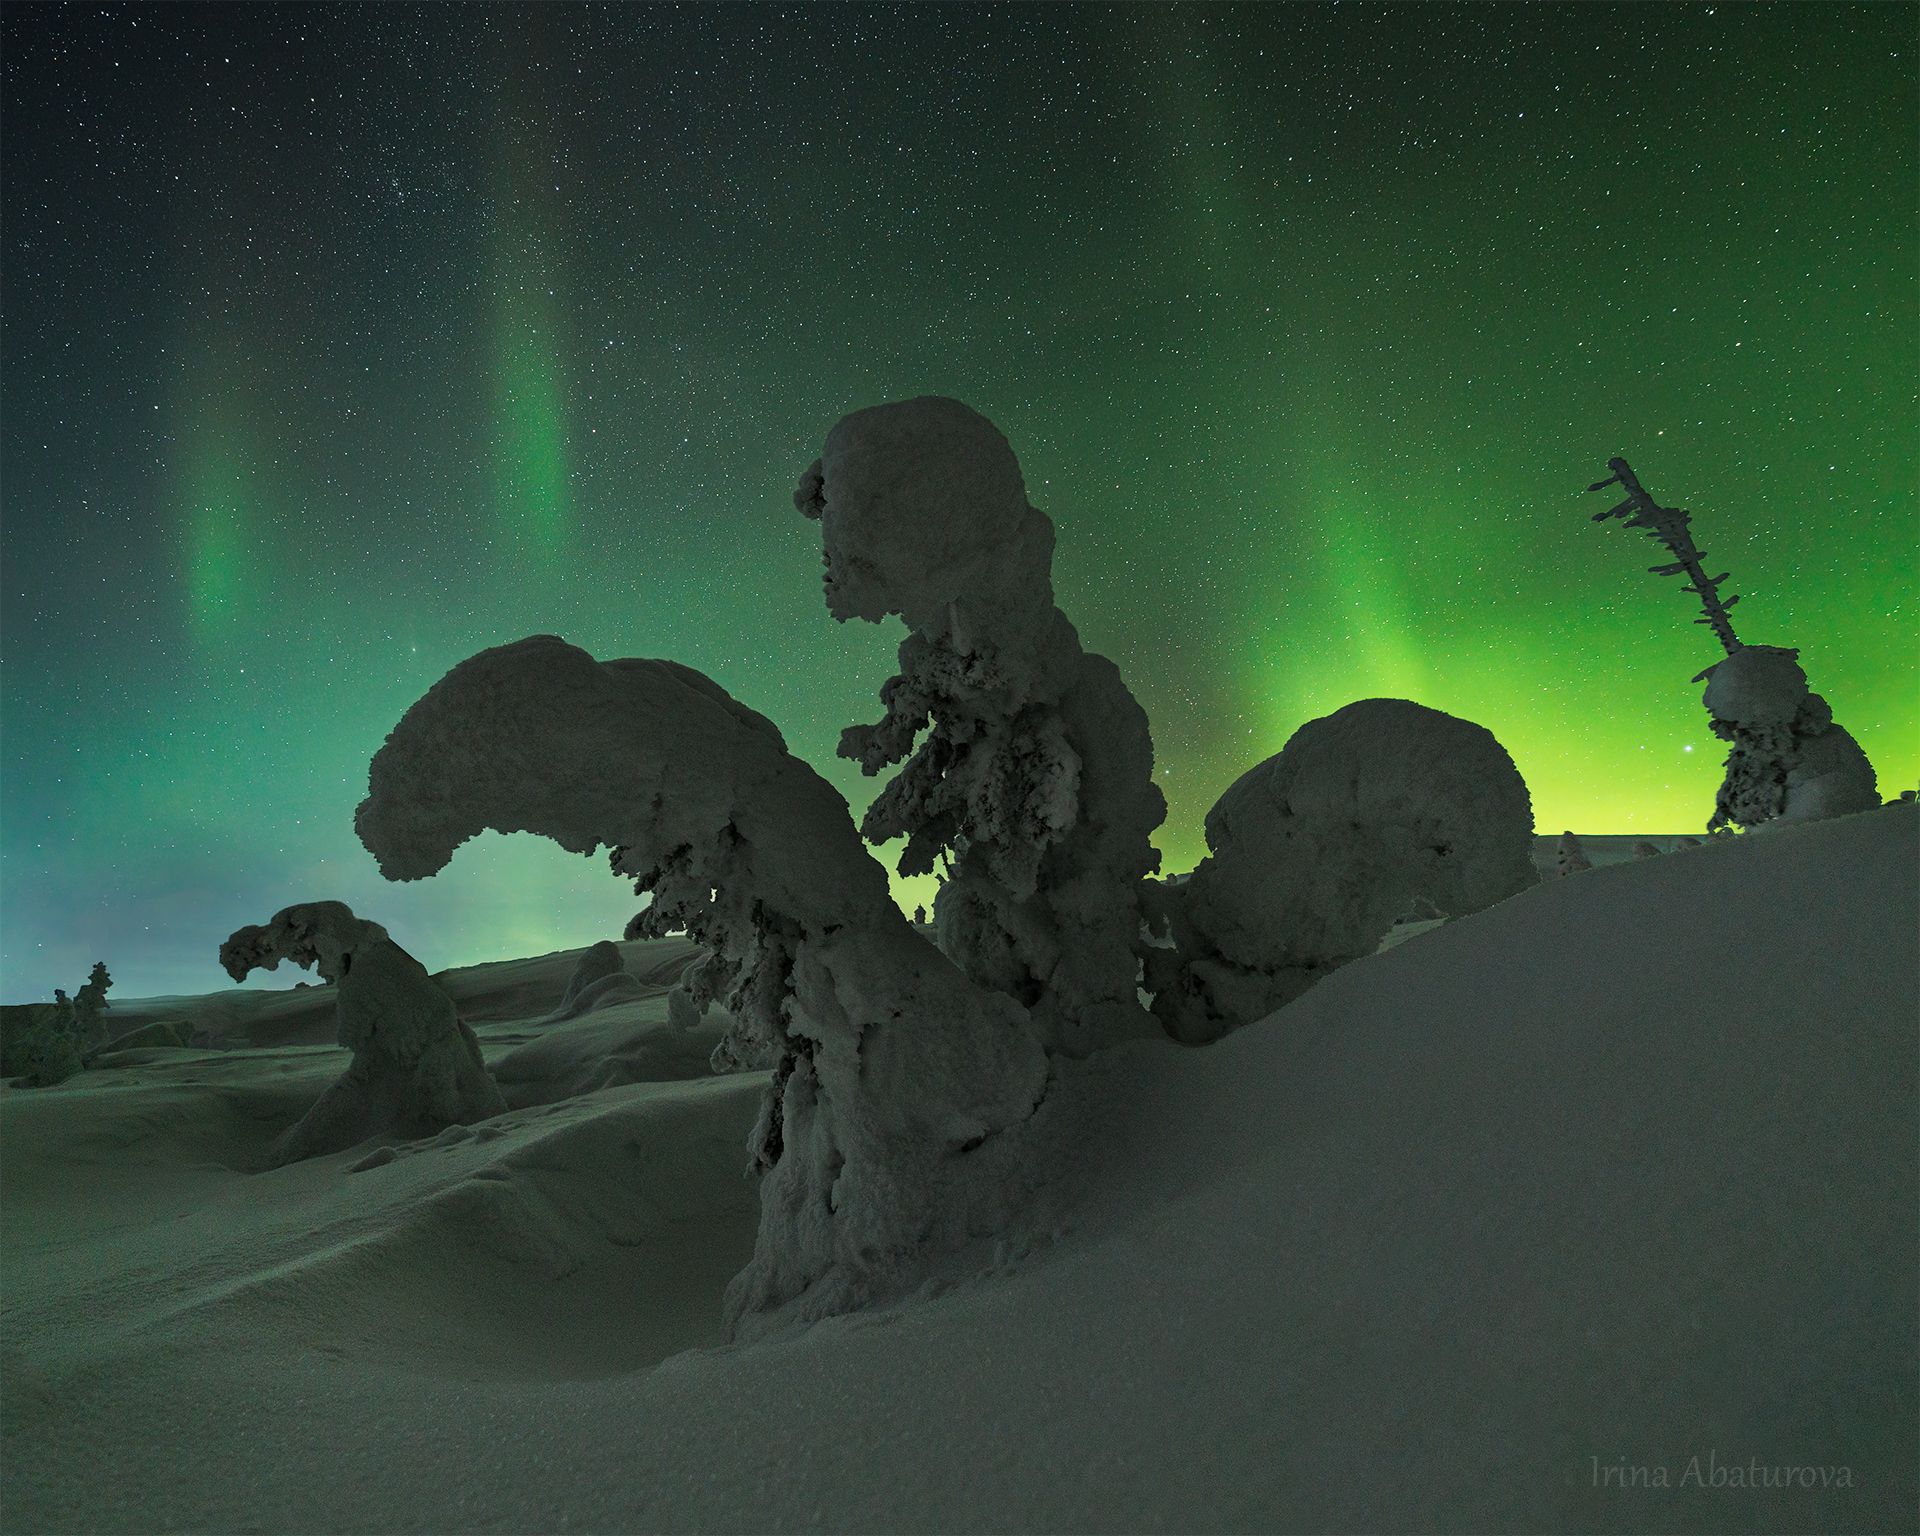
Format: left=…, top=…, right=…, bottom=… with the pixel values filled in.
left=1556, top=830, right=1592, bottom=876
left=1146, top=698, right=1536, bottom=1043
left=5, top=962, right=110, bottom=1087
left=219, top=901, right=506, bottom=1168
left=1702, top=644, right=1878, bottom=831
left=354, top=634, right=1051, bottom=1337
left=796, top=397, right=1166, bottom=1057
left=71, top=961, right=112, bottom=1050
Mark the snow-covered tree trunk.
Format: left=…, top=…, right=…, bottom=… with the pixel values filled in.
left=72, top=961, right=112, bottom=1048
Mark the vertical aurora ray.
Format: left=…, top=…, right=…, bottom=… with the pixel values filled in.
left=2, top=3, right=1910, bottom=1005
left=182, top=429, right=248, bottom=630
left=488, top=228, right=571, bottom=567
left=169, top=344, right=262, bottom=642
left=1224, top=409, right=1435, bottom=759
left=484, top=23, right=574, bottom=577
left=1293, top=448, right=1432, bottom=714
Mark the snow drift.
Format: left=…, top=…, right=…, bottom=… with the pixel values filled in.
left=3, top=803, right=1911, bottom=1534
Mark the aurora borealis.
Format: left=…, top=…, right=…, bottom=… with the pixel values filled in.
left=4, top=4, right=1914, bottom=1001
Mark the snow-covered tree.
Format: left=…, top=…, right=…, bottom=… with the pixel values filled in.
left=219, top=901, right=506, bottom=1167
left=1582, top=460, right=1878, bottom=834
left=795, top=397, right=1166, bottom=1057
left=1556, top=831, right=1592, bottom=876
left=560, top=940, right=625, bottom=1010
left=7, top=961, right=113, bottom=1087
left=13, top=991, right=82, bottom=1087
left=536, top=939, right=648, bottom=1027
left=1702, top=645, right=1879, bottom=832
left=356, top=634, right=1052, bottom=1337
left=72, top=961, right=112, bottom=1047
left=1146, top=699, right=1537, bottom=1043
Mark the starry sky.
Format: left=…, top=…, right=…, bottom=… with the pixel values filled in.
left=4, top=3, right=1914, bottom=1003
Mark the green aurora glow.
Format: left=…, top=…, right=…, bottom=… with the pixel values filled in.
left=3, top=4, right=1913, bottom=1000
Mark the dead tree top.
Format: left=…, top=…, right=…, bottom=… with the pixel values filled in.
left=1587, top=456, right=1743, bottom=677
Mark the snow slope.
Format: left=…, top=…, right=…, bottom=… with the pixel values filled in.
left=1527, top=831, right=1697, bottom=875
left=2, top=806, right=1913, bottom=1533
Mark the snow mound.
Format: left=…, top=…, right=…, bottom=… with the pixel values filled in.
left=489, top=1004, right=729, bottom=1107
left=1151, top=697, right=1536, bottom=1041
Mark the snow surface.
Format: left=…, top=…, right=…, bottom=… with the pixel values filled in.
left=3, top=805, right=1914, bottom=1533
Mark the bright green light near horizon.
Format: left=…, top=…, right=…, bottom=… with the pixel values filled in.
left=1228, top=457, right=1438, bottom=781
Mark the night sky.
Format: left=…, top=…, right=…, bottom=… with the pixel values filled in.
left=4, top=3, right=1914, bottom=1002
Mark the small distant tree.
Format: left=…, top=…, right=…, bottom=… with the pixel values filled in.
left=16, top=990, right=84, bottom=1082
left=1556, top=831, right=1591, bottom=877
left=73, top=961, right=112, bottom=1046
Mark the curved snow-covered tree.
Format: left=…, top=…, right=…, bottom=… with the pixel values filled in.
left=1701, top=645, right=1878, bottom=832
left=355, top=634, right=1050, bottom=1336
left=796, top=396, right=1166, bottom=1057
left=220, top=901, right=506, bottom=1167
left=1147, top=698, right=1537, bottom=1043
